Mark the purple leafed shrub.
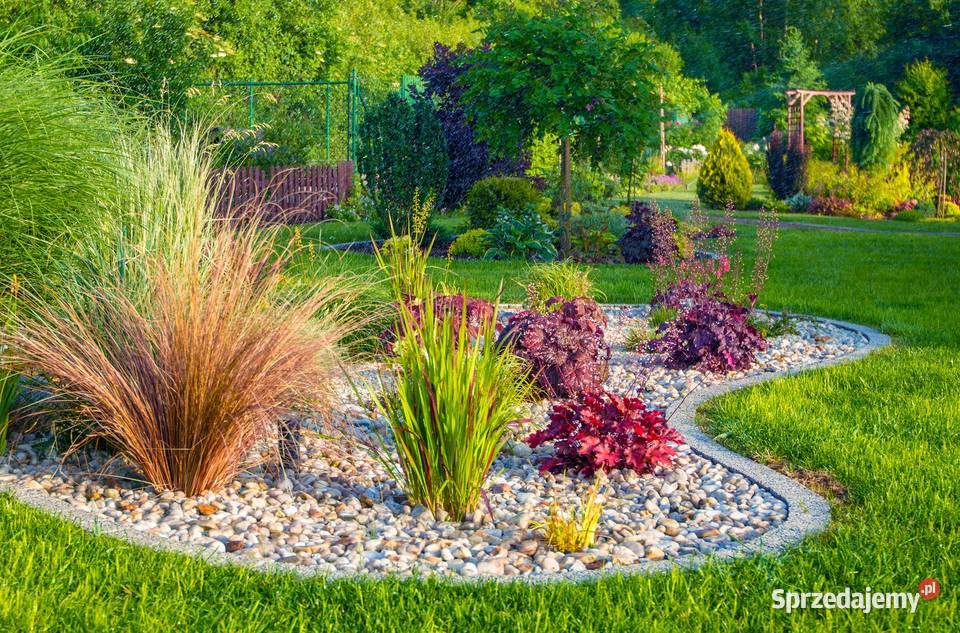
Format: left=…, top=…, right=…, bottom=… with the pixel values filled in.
left=647, top=298, right=767, bottom=372
left=497, top=297, right=610, bottom=399
left=618, top=201, right=676, bottom=264
left=526, top=390, right=684, bottom=476
left=418, top=43, right=528, bottom=209
left=381, top=294, right=496, bottom=351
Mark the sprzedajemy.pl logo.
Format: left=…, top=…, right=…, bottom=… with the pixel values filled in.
left=772, top=579, right=941, bottom=615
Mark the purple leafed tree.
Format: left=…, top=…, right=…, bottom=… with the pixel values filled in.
left=417, top=43, right=529, bottom=209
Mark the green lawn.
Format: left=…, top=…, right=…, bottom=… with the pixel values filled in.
left=645, top=188, right=960, bottom=234
left=1, top=226, right=958, bottom=631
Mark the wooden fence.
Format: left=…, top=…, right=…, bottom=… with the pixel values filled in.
left=726, top=108, right=758, bottom=140
left=214, top=161, right=353, bottom=223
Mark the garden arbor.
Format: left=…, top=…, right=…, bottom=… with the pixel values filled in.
left=786, top=89, right=855, bottom=163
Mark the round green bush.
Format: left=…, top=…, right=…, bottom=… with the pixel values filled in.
left=464, top=176, right=541, bottom=229
left=448, top=229, right=491, bottom=258
left=697, top=129, right=753, bottom=209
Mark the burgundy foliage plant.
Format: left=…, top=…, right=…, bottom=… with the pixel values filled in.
left=381, top=293, right=496, bottom=351
left=526, top=390, right=684, bottom=476
left=417, top=43, right=528, bottom=209
left=497, top=297, right=610, bottom=399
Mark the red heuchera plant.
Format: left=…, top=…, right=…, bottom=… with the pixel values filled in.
left=526, top=390, right=684, bottom=476
left=380, top=294, right=496, bottom=351
left=497, top=297, right=610, bottom=398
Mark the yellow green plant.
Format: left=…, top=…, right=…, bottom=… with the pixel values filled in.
left=520, top=261, right=600, bottom=313
left=532, top=477, right=605, bottom=553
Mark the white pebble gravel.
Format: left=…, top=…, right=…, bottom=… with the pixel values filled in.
left=1, top=306, right=867, bottom=579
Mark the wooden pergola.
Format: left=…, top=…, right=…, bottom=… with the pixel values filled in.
left=786, top=89, right=855, bottom=161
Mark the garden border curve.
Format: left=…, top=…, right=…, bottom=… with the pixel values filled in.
left=0, top=312, right=891, bottom=585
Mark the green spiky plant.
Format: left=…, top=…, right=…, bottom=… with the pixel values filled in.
left=520, top=261, right=601, bottom=313
left=369, top=290, right=531, bottom=521
left=0, top=31, right=125, bottom=290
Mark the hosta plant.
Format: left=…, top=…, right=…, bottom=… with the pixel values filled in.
left=526, top=390, right=684, bottom=476
left=484, top=207, right=557, bottom=262
left=498, top=297, right=610, bottom=399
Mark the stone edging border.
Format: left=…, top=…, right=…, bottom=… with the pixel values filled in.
left=0, top=312, right=891, bottom=584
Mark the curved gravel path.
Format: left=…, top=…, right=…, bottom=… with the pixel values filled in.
left=0, top=310, right=890, bottom=583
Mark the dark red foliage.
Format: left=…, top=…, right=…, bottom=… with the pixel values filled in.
left=647, top=297, right=767, bottom=372
left=766, top=129, right=810, bottom=200
left=417, top=43, right=528, bottom=209
left=380, top=294, right=496, bottom=351
left=809, top=196, right=854, bottom=216
left=526, top=390, right=684, bottom=476
left=497, top=297, right=610, bottom=399
left=618, top=201, right=677, bottom=264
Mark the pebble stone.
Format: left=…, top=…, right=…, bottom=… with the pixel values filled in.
left=1, top=306, right=866, bottom=579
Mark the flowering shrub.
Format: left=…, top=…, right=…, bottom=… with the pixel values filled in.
left=381, top=294, right=496, bottom=351
left=498, top=297, right=610, bottom=398
left=644, top=173, right=683, bottom=192
left=810, top=196, right=856, bottom=217
left=526, top=390, right=684, bottom=476
left=647, top=298, right=768, bottom=372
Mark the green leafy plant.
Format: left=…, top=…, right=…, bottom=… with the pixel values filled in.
left=357, top=93, right=448, bottom=236
left=463, top=176, right=542, bottom=230
left=448, top=228, right=491, bottom=259
left=697, top=129, right=753, bottom=209
left=531, top=476, right=605, bottom=553
left=484, top=208, right=557, bottom=262
left=520, top=262, right=599, bottom=313
left=369, top=290, right=531, bottom=521
left=462, top=9, right=661, bottom=251
left=624, top=323, right=650, bottom=352
left=896, top=60, right=954, bottom=135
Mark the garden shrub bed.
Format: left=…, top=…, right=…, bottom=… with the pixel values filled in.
left=0, top=305, right=868, bottom=580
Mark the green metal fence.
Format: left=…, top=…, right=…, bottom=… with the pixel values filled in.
left=190, top=71, right=405, bottom=167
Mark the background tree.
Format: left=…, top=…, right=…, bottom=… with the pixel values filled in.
left=897, top=60, right=954, bottom=135
left=417, top=43, right=528, bottom=210
left=462, top=8, right=660, bottom=253
left=357, top=93, right=448, bottom=236
left=852, top=82, right=902, bottom=171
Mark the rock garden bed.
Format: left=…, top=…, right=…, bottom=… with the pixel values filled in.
left=0, top=306, right=872, bottom=580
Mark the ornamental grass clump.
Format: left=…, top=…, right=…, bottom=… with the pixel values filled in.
left=7, top=126, right=364, bottom=495
left=370, top=292, right=531, bottom=521
left=520, top=261, right=599, bottom=313
left=532, top=477, right=605, bottom=553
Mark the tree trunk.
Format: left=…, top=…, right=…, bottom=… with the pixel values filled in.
left=559, top=135, right=572, bottom=257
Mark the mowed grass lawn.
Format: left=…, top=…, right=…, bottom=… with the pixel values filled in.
left=1, top=225, right=958, bottom=632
